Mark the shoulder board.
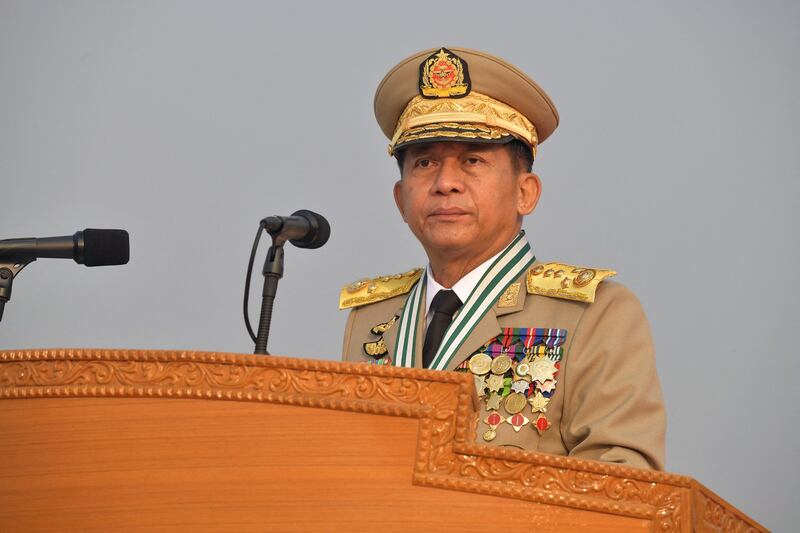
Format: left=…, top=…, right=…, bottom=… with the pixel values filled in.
left=526, top=262, right=616, bottom=303
left=339, top=268, right=424, bottom=310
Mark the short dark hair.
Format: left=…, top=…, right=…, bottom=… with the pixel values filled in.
left=507, top=139, right=534, bottom=173
left=394, top=139, right=533, bottom=175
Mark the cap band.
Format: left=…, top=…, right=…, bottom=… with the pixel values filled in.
left=389, top=91, right=538, bottom=157
left=393, top=122, right=514, bottom=153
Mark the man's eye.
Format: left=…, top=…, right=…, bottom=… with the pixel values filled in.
left=416, top=159, right=432, bottom=168
left=465, top=157, right=481, bottom=165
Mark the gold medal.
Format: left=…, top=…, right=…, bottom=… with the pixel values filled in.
left=486, top=374, right=504, bottom=393
left=473, top=375, right=487, bottom=398
left=483, top=411, right=503, bottom=441
left=468, top=353, right=492, bottom=375
left=486, top=392, right=502, bottom=410
left=491, top=355, right=513, bottom=375
left=528, top=391, right=550, bottom=413
left=515, top=362, right=530, bottom=377
left=504, top=392, right=527, bottom=414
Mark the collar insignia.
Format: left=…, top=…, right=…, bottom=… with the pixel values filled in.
left=419, top=47, right=471, bottom=99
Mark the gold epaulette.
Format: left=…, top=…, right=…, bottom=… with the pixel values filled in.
left=339, top=268, right=424, bottom=310
left=526, top=262, right=616, bottom=303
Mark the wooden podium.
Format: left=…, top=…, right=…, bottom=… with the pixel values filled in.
left=0, top=349, right=765, bottom=532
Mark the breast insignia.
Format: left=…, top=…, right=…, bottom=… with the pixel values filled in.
left=364, top=337, right=388, bottom=357
left=526, top=263, right=616, bottom=303
left=370, top=315, right=399, bottom=335
left=363, top=314, right=400, bottom=364
left=339, top=268, right=423, bottom=309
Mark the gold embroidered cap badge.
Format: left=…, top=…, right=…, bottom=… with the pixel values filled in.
left=419, top=47, right=471, bottom=99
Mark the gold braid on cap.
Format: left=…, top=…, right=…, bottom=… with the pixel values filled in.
left=389, top=91, right=538, bottom=158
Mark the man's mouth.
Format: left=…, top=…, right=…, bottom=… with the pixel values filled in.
left=429, top=208, right=468, bottom=220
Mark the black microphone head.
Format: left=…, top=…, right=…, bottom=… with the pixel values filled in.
left=289, top=210, right=330, bottom=249
left=80, top=229, right=130, bottom=266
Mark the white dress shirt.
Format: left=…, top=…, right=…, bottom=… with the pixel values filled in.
left=424, top=245, right=507, bottom=327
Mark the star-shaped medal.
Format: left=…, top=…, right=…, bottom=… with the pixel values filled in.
left=473, top=375, right=487, bottom=398
left=534, top=413, right=550, bottom=435
left=486, top=374, right=504, bottom=392
left=486, top=392, right=502, bottom=411
left=538, top=379, right=557, bottom=394
left=511, top=380, right=530, bottom=394
left=528, top=391, right=549, bottom=413
left=530, top=357, right=557, bottom=383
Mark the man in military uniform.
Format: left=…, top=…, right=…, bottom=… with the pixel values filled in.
left=340, top=47, right=665, bottom=470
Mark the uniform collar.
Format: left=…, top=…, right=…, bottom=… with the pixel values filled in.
left=424, top=243, right=507, bottom=320
left=388, top=233, right=535, bottom=369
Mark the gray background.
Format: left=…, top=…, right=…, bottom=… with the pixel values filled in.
left=1, top=1, right=797, bottom=529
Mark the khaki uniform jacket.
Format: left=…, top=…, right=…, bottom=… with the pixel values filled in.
left=341, top=268, right=666, bottom=471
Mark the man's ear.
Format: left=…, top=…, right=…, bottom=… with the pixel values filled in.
left=517, top=172, right=542, bottom=216
left=393, top=180, right=407, bottom=221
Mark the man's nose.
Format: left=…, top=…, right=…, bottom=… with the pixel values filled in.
left=432, top=158, right=465, bottom=194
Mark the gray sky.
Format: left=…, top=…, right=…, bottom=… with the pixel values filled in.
left=1, top=1, right=798, bottom=529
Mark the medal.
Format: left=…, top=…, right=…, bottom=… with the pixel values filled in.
left=468, top=353, right=492, bottom=375
left=507, top=413, right=529, bottom=432
left=530, top=357, right=557, bottom=383
left=473, top=375, right=487, bottom=398
left=510, top=380, right=529, bottom=394
left=486, top=374, right=504, bottom=392
left=534, top=413, right=550, bottom=435
left=483, top=411, right=504, bottom=441
left=486, top=392, right=502, bottom=411
left=490, top=354, right=513, bottom=375
left=503, top=392, right=527, bottom=414
left=538, top=379, right=557, bottom=394
left=528, top=391, right=549, bottom=413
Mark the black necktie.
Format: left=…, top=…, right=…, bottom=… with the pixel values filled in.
left=423, top=290, right=463, bottom=369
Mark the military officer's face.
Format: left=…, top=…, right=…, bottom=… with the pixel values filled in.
left=393, top=141, right=540, bottom=264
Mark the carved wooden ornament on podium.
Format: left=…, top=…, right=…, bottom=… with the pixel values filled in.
left=0, top=349, right=766, bottom=532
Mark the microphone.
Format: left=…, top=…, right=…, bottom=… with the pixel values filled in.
left=0, top=229, right=130, bottom=266
left=261, top=210, right=330, bottom=249
left=244, top=210, right=329, bottom=354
